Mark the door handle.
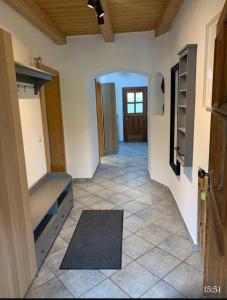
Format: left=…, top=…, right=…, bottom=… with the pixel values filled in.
left=198, top=168, right=209, bottom=179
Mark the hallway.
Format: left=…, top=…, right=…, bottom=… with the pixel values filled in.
left=27, top=143, right=203, bottom=298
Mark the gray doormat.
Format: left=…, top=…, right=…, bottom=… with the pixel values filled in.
left=60, top=210, right=123, bottom=269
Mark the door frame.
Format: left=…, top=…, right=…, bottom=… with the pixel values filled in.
left=95, top=80, right=105, bottom=158
left=38, top=63, right=66, bottom=172
left=122, top=86, right=148, bottom=142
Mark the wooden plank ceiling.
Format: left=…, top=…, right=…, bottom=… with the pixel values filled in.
left=5, top=0, right=184, bottom=44
left=34, top=0, right=169, bottom=36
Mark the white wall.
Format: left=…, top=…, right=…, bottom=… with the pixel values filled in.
left=0, top=1, right=63, bottom=187
left=98, top=72, right=149, bottom=141
left=18, top=87, right=47, bottom=188
left=56, top=32, right=155, bottom=178
left=148, top=0, right=225, bottom=243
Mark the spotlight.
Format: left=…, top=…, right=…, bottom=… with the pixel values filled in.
left=95, top=1, right=104, bottom=18
left=97, top=16, right=104, bottom=25
left=87, top=0, right=95, bottom=9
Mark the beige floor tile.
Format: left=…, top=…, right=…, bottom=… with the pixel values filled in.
left=111, top=261, right=159, bottom=298
left=59, top=270, right=106, bottom=298
left=78, top=194, right=103, bottom=206
left=158, top=235, right=193, bottom=260
left=108, top=194, right=131, bottom=205
left=120, top=200, right=148, bottom=214
left=45, top=248, right=68, bottom=276
left=123, top=234, right=154, bottom=259
left=137, top=247, right=181, bottom=278
left=186, top=252, right=204, bottom=272
left=49, top=236, right=68, bottom=255
left=73, top=187, right=90, bottom=199
left=164, top=262, right=203, bottom=298
left=30, top=263, right=55, bottom=291
left=101, top=253, right=132, bottom=277
left=136, top=224, right=172, bottom=246
left=136, top=207, right=166, bottom=224
left=123, top=215, right=148, bottom=233
left=141, top=280, right=186, bottom=298
left=59, top=225, right=76, bottom=243
left=89, top=200, right=116, bottom=210
left=81, top=279, right=129, bottom=298
left=26, top=278, right=73, bottom=298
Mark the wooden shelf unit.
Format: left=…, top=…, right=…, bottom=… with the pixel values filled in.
left=176, top=44, right=197, bottom=167
left=29, top=172, right=74, bottom=270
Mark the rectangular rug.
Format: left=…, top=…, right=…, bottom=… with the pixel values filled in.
left=60, top=210, right=123, bottom=269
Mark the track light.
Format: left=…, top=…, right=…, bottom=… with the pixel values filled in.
left=97, top=16, right=104, bottom=25
left=87, top=0, right=104, bottom=18
left=95, top=1, right=104, bottom=18
left=87, top=0, right=95, bottom=9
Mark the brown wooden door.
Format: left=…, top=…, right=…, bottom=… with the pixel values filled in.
left=204, top=2, right=227, bottom=297
left=101, top=83, right=119, bottom=155
left=123, top=87, right=147, bottom=142
left=95, top=81, right=105, bottom=158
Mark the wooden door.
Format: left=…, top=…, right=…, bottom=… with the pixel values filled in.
left=95, top=81, right=105, bottom=158
left=38, top=64, right=66, bottom=172
left=123, top=87, right=147, bottom=142
left=101, top=83, right=118, bottom=155
left=204, top=2, right=227, bottom=297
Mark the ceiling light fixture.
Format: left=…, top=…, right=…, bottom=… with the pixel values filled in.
left=95, top=1, right=104, bottom=18
left=87, top=0, right=104, bottom=18
left=97, top=16, right=104, bottom=25
left=87, top=0, right=95, bottom=9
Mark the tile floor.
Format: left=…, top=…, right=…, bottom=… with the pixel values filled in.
left=26, top=142, right=203, bottom=298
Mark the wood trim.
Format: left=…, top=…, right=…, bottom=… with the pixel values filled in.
left=4, top=0, right=66, bottom=45
left=38, top=63, right=67, bottom=172
left=217, top=0, right=227, bottom=35
left=155, top=0, right=184, bottom=37
left=95, top=81, right=105, bottom=158
left=99, top=0, right=115, bottom=42
left=39, top=87, right=51, bottom=172
left=0, top=27, right=36, bottom=297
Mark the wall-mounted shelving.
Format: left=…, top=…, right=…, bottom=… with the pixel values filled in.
left=176, top=44, right=197, bottom=167
left=15, top=62, right=54, bottom=94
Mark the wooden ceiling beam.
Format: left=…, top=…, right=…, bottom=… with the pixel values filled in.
left=4, top=0, right=66, bottom=45
left=99, top=0, right=114, bottom=42
left=155, top=0, right=184, bottom=37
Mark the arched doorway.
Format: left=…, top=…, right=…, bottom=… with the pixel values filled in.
left=94, top=71, right=150, bottom=158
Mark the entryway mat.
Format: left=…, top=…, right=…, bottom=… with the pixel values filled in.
left=60, top=210, right=123, bottom=269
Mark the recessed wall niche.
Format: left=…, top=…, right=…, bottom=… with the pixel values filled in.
left=151, top=72, right=165, bottom=115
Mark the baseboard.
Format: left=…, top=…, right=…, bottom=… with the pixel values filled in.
left=73, top=162, right=100, bottom=183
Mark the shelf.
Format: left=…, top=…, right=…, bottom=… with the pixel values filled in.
left=178, top=127, right=186, bottom=134
left=177, top=44, right=197, bottom=168
left=177, top=155, right=185, bottom=166
left=29, top=173, right=72, bottom=230
left=15, top=62, right=54, bottom=95
left=179, top=72, right=187, bottom=77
